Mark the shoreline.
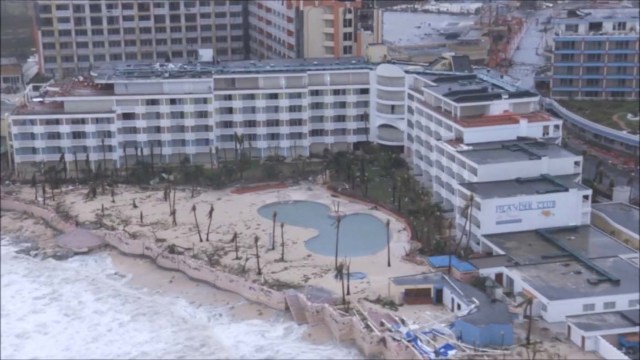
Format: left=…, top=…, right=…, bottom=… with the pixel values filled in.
left=0, top=186, right=424, bottom=360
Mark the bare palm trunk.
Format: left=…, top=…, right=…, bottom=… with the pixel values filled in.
left=233, top=231, right=240, bottom=260
left=271, top=211, right=277, bottom=251
left=171, top=187, right=177, bottom=226
left=206, top=205, right=214, bottom=242
left=334, top=216, right=342, bottom=270
left=191, top=204, right=203, bottom=243
left=73, top=151, right=79, bottom=182
left=386, top=219, right=391, bottom=267
left=233, top=232, right=240, bottom=260
left=254, top=235, right=262, bottom=276
left=280, top=222, right=285, bottom=261
left=42, top=183, right=46, bottom=205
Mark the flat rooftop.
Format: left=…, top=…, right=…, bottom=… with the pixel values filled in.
left=94, top=57, right=373, bottom=81
left=455, top=140, right=578, bottom=165
left=552, top=7, right=640, bottom=23
left=592, top=202, right=640, bottom=237
left=459, top=174, right=587, bottom=199
left=511, top=256, right=640, bottom=300
left=415, top=73, right=538, bottom=104
left=568, top=311, right=640, bottom=333
left=484, top=226, right=636, bottom=266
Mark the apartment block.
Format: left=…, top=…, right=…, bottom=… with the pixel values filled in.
left=33, top=0, right=382, bottom=80
left=248, top=0, right=381, bottom=59
left=550, top=7, right=640, bottom=99
left=34, top=0, right=249, bottom=79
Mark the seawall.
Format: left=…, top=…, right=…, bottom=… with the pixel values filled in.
left=0, top=194, right=422, bottom=360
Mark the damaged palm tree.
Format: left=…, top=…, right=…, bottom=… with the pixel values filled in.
left=233, top=231, right=240, bottom=260
left=271, top=211, right=277, bottom=251
left=205, top=204, right=214, bottom=242
left=334, top=214, right=342, bottom=270
left=191, top=204, right=203, bottom=243
left=280, top=222, right=285, bottom=262
left=254, top=235, right=262, bottom=276
left=31, top=173, right=38, bottom=201
left=111, top=188, right=115, bottom=203
left=335, top=259, right=346, bottom=305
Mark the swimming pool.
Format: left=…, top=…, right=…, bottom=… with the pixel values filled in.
left=257, top=201, right=388, bottom=258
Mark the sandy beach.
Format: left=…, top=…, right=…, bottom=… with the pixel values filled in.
left=1, top=182, right=602, bottom=360
left=6, top=182, right=427, bottom=303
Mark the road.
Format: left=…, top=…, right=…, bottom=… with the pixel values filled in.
left=507, top=8, right=552, bottom=90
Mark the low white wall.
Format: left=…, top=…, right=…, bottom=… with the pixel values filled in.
left=105, top=231, right=422, bottom=359
left=597, top=335, right=630, bottom=360
left=104, top=231, right=286, bottom=310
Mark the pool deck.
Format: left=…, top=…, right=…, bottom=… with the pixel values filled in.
left=7, top=183, right=429, bottom=306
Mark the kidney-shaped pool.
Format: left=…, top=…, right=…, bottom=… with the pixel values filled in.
left=257, top=201, right=388, bottom=257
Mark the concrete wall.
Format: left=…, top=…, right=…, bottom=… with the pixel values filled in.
left=103, top=230, right=423, bottom=359
left=568, top=322, right=639, bottom=353
left=596, top=335, right=631, bottom=360
left=544, top=294, right=640, bottom=323
left=591, top=211, right=639, bottom=249
left=64, top=99, right=114, bottom=113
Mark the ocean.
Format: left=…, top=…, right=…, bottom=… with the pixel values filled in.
left=0, top=236, right=361, bottom=359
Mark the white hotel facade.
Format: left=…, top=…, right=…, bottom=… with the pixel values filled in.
left=10, top=58, right=640, bottom=340
left=10, top=58, right=589, bottom=244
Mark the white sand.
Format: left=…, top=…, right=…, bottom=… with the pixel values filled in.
left=11, top=183, right=427, bottom=303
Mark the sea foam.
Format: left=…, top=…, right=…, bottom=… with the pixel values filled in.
left=0, top=237, right=360, bottom=359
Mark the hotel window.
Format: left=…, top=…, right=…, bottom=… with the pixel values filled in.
left=559, top=79, right=573, bottom=86
left=559, top=54, right=574, bottom=62
left=615, top=67, right=628, bottom=75
left=266, top=120, right=280, bottom=127
left=613, top=22, right=627, bottom=31
left=585, top=79, right=600, bottom=87
left=613, top=54, right=629, bottom=62
left=585, top=66, right=599, bottom=75
left=564, top=24, right=578, bottom=33
left=343, top=18, right=353, bottom=28
left=343, top=32, right=353, bottom=42
left=629, top=300, right=639, bottom=307
left=586, top=53, right=601, bottom=62
left=582, top=303, right=595, bottom=312
left=617, top=79, right=627, bottom=87
left=611, top=91, right=625, bottom=98
left=603, top=301, right=616, bottom=310
left=343, top=46, right=353, bottom=55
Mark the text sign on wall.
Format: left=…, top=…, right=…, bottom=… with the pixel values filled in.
left=496, top=200, right=556, bottom=214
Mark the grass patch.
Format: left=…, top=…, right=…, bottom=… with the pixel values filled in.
left=559, top=99, right=640, bottom=133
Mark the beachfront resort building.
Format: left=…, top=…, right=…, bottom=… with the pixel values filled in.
left=33, top=0, right=382, bottom=80
left=549, top=7, right=640, bottom=100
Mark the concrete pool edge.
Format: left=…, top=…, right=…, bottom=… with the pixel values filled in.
left=256, top=200, right=390, bottom=258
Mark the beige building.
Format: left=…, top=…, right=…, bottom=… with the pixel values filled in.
left=248, top=0, right=381, bottom=59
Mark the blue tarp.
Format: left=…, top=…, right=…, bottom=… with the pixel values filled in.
left=427, top=255, right=477, bottom=273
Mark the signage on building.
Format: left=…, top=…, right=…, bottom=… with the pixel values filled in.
left=496, top=200, right=556, bottom=214
left=495, top=200, right=556, bottom=225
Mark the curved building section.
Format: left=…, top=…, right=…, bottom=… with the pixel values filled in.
left=372, top=63, right=406, bottom=146
left=543, top=98, right=639, bottom=158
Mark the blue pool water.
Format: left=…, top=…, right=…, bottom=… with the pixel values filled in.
left=257, top=201, right=388, bottom=258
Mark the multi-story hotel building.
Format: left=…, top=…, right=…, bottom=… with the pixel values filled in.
left=248, top=0, right=381, bottom=59
left=33, top=0, right=382, bottom=80
left=9, top=57, right=589, bottom=246
left=10, top=58, right=375, bottom=174
left=550, top=7, right=640, bottom=99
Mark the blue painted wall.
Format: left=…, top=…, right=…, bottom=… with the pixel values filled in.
left=452, top=320, right=514, bottom=347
